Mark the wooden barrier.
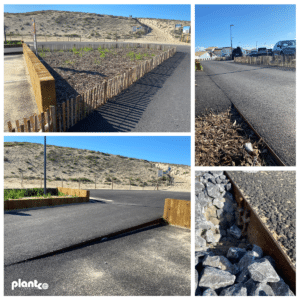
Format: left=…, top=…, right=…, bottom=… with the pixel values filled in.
left=163, top=198, right=191, bottom=229
left=22, top=43, right=56, bottom=113
left=4, top=187, right=89, bottom=210
left=8, top=45, right=176, bottom=132
left=234, top=55, right=296, bottom=68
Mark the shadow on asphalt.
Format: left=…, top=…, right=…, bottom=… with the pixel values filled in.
left=67, top=51, right=188, bottom=132
left=4, top=211, right=32, bottom=217
left=10, top=222, right=168, bottom=265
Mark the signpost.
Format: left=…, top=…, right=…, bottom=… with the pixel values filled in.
left=32, top=18, right=37, bottom=55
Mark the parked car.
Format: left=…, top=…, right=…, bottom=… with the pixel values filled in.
left=272, top=40, right=296, bottom=56
left=247, top=50, right=258, bottom=57
left=231, top=47, right=243, bottom=59
left=257, top=47, right=268, bottom=56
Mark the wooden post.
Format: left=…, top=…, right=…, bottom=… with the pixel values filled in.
left=50, top=105, right=57, bottom=132
left=16, top=120, right=21, bottom=132
left=46, top=109, right=51, bottom=132
left=95, top=175, right=96, bottom=189
left=129, top=179, right=131, bottom=190
left=23, top=118, right=28, bottom=132
left=40, top=112, right=45, bottom=132
left=62, top=102, right=66, bottom=132
left=66, top=100, right=70, bottom=129
left=7, top=121, right=12, bottom=132
left=20, top=171, right=23, bottom=188
left=27, top=119, right=31, bottom=132
left=79, top=179, right=80, bottom=190
left=40, top=176, right=42, bottom=188
left=70, top=98, right=74, bottom=127
left=20, top=124, right=25, bottom=132
left=76, top=95, right=80, bottom=123
left=58, top=105, right=62, bottom=132
left=34, top=115, right=38, bottom=132
left=112, top=178, right=113, bottom=190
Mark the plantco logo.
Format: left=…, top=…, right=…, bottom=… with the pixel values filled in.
left=11, top=279, right=49, bottom=290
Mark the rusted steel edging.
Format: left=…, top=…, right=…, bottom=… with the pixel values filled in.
left=231, top=103, right=286, bottom=166
left=224, top=171, right=296, bottom=294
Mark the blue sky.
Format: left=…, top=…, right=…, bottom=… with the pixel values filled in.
left=4, top=136, right=191, bottom=166
left=195, top=5, right=296, bottom=51
left=4, top=4, right=190, bottom=21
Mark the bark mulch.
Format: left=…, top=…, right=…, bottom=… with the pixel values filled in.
left=195, top=107, right=278, bottom=166
left=38, top=46, right=165, bottom=105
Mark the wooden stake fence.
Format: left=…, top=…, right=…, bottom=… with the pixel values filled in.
left=8, top=46, right=176, bottom=132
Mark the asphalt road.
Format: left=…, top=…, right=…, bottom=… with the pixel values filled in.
left=196, top=61, right=296, bottom=166
left=227, top=171, right=296, bottom=266
left=5, top=190, right=190, bottom=265
left=28, top=42, right=191, bottom=132
left=5, top=225, right=190, bottom=296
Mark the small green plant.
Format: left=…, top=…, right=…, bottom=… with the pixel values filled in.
left=135, top=53, right=142, bottom=60
left=65, top=60, right=75, bottom=65
left=39, top=50, right=46, bottom=58
left=94, top=58, right=101, bottom=64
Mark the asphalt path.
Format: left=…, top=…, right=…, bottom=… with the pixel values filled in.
left=27, top=42, right=191, bottom=132
left=5, top=190, right=190, bottom=265
left=5, top=225, right=190, bottom=296
left=227, top=171, right=295, bottom=266
left=196, top=61, right=296, bottom=166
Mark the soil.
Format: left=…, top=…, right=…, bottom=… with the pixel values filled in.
left=195, top=107, right=278, bottom=166
left=39, top=47, right=165, bottom=104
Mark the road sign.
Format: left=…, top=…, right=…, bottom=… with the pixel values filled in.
left=132, top=26, right=137, bottom=32
left=158, top=170, right=163, bottom=177
left=175, top=24, right=182, bottom=29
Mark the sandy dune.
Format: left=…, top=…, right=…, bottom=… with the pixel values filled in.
left=4, top=142, right=191, bottom=192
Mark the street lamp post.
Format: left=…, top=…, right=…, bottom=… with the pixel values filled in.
left=230, top=24, right=234, bottom=55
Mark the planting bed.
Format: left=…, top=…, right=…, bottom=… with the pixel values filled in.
left=4, top=40, right=22, bottom=48
left=4, top=187, right=89, bottom=210
left=195, top=107, right=277, bottom=166
left=38, top=46, right=165, bottom=104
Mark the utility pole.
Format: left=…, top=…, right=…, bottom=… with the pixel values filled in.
left=32, top=18, right=37, bottom=55
left=44, top=136, right=46, bottom=195
left=230, top=24, right=234, bottom=56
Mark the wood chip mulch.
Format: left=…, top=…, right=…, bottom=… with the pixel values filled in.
left=38, top=47, right=165, bottom=105
left=195, top=107, right=277, bottom=166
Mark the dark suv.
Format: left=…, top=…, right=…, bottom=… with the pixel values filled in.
left=272, top=40, right=296, bottom=56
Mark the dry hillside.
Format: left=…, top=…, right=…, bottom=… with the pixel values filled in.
left=4, top=10, right=190, bottom=44
left=4, top=142, right=191, bottom=192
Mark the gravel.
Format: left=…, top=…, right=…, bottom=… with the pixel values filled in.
left=195, top=171, right=295, bottom=296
